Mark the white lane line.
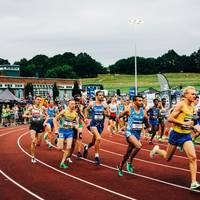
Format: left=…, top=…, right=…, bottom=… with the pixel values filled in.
left=100, top=147, right=200, bottom=174
left=73, top=155, right=200, bottom=193
left=0, top=170, right=45, bottom=200
left=18, top=133, right=137, bottom=200
left=102, top=137, right=200, bottom=162
left=0, top=127, right=28, bottom=137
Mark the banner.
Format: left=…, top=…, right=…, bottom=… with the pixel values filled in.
left=157, top=74, right=170, bottom=91
left=129, top=87, right=136, bottom=99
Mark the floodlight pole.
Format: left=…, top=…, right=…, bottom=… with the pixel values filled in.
left=129, top=19, right=144, bottom=95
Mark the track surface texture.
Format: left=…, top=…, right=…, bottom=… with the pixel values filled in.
left=0, top=124, right=200, bottom=200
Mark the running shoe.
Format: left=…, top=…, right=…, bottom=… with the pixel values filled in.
left=177, top=146, right=183, bottom=152
left=67, top=158, right=73, bottom=163
left=150, top=145, right=159, bottom=159
left=77, top=152, right=82, bottom=159
left=158, top=138, right=163, bottom=143
left=60, top=162, right=68, bottom=169
left=148, top=140, right=153, bottom=144
left=31, top=157, right=37, bottom=164
left=126, top=162, right=133, bottom=173
left=95, top=156, right=101, bottom=165
left=190, top=181, right=200, bottom=190
left=117, top=165, right=123, bottom=177
left=48, top=142, right=53, bottom=149
left=83, top=144, right=88, bottom=158
left=43, top=133, right=48, bottom=140
left=54, top=138, right=58, bottom=145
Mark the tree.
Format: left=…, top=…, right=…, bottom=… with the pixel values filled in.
left=45, top=65, right=77, bottom=79
left=74, top=53, right=104, bottom=78
left=72, top=81, right=81, bottom=97
left=0, top=58, right=10, bottom=65
left=24, top=83, right=34, bottom=98
left=52, top=83, right=59, bottom=100
left=116, top=89, right=121, bottom=96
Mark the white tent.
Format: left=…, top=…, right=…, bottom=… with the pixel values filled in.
left=0, top=89, right=22, bottom=103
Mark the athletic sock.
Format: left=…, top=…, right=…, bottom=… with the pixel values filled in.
left=95, top=153, right=99, bottom=158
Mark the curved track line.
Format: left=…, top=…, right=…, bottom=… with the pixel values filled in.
left=18, top=133, right=137, bottom=200
left=0, top=170, right=45, bottom=200
left=72, top=153, right=200, bottom=193
left=102, top=137, right=200, bottom=162
left=99, top=147, right=200, bottom=174
left=0, top=127, right=27, bottom=137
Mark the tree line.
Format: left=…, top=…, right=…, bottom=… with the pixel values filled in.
left=0, top=52, right=106, bottom=79
left=109, top=49, right=200, bottom=74
left=0, top=48, right=200, bottom=78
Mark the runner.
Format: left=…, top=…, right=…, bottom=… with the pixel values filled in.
left=150, top=86, right=200, bottom=190
left=108, top=97, right=118, bottom=136
left=158, top=98, right=168, bottom=142
left=147, top=98, right=160, bottom=144
left=43, top=100, right=58, bottom=148
left=53, top=99, right=78, bottom=169
left=83, top=91, right=108, bottom=165
left=117, top=95, right=149, bottom=176
left=118, top=98, right=125, bottom=132
left=23, top=96, right=46, bottom=163
left=192, top=95, right=200, bottom=143
left=67, top=95, right=86, bottom=163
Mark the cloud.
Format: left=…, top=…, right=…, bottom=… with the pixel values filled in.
left=0, top=0, right=199, bottom=66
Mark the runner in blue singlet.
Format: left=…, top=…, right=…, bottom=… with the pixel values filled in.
left=117, top=96, right=149, bottom=176
left=83, top=91, right=109, bottom=165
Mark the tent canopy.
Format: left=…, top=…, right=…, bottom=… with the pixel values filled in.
left=0, top=89, right=22, bottom=103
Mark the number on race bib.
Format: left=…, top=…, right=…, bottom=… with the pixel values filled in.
left=94, top=115, right=103, bottom=121
left=132, top=123, right=142, bottom=130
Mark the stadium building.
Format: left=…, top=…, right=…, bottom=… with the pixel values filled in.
left=0, top=64, right=81, bottom=99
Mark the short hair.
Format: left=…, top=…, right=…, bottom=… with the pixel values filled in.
left=161, top=98, right=166, bottom=101
left=67, top=98, right=75, bottom=103
left=133, top=95, right=143, bottom=102
left=35, top=95, right=41, bottom=99
left=182, top=86, right=196, bottom=95
left=96, top=91, right=104, bottom=96
left=153, top=98, right=159, bottom=103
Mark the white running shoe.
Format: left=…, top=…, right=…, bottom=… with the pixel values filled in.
left=190, top=181, right=200, bottom=190
left=150, top=145, right=159, bottom=159
left=31, top=157, right=37, bottom=163
left=67, top=158, right=73, bottom=163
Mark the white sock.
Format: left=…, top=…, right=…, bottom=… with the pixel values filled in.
left=95, top=153, right=99, bottom=157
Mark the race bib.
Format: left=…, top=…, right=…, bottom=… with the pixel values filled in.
left=63, top=121, right=73, bottom=128
left=94, top=115, right=103, bottom=121
left=132, top=123, right=142, bottom=130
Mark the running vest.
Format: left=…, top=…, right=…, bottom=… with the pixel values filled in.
left=31, top=106, right=44, bottom=125
left=119, top=104, right=125, bottom=113
left=173, top=102, right=194, bottom=134
left=60, top=109, right=77, bottom=129
left=91, top=102, right=105, bottom=122
left=127, top=107, right=144, bottom=131
left=149, top=107, right=160, bottom=120
left=47, top=107, right=56, bottom=118
left=109, top=103, right=117, bottom=113
left=160, top=106, right=168, bottom=119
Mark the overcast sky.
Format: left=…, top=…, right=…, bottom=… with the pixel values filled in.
left=0, top=0, right=199, bottom=66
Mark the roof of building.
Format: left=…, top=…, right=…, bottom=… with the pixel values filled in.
left=0, top=76, right=80, bottom=85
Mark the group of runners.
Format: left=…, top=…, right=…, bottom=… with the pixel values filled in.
left=23, top=86, right=200, bottom=190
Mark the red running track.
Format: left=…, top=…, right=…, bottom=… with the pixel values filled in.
left=0, top=124, right=200, bottom=200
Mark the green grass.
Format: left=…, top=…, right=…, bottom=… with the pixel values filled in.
left=81, top=73, right=200, bottom=92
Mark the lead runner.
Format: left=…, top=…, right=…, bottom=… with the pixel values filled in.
left=150, top=86, right=200, bottom=190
